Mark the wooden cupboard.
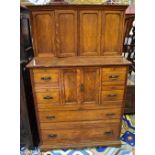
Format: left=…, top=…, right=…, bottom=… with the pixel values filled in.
left=29, top=5, right=127, bottom=57
left=27, top=56, right=130, bottom=150
left=27, top=4, right=131, bottom=151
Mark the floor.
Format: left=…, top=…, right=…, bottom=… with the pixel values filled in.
left=20, top=115, right=135, bottom=155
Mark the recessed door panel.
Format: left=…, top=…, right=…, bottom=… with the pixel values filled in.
left=80, top=11, right=101, bottom=56
left=55, top=10, right=77, bottom=57
left=101, top=11, right=124, bottom=55
left=32, top=11, right=55, bottom=57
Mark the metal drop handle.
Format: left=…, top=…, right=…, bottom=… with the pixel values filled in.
left=106, top=113, right=115, bottom=116
left=41, top=76, right=51, bottom=81
left=46, top=115, right=55, bottom=119
left=48, top=134, right=57, bottom=138
left=108, top=94, right=117, bottom=97
left=109, top=75, right=119, bottom=80
left=43, top=96, right=53, bottom=100
left=104, top=131, right=113, bottom=135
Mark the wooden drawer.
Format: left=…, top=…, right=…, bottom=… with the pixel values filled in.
left=102, top=85, right=124, bottom=91
left=102, top=67, right=127, bottom=73
left=37, top=101, right=123, bottom=111
left=41, top=122, right=120, bottom=143
left=102, top=72, right=126, bottom=85
left=38, top=108, right=122, bottom=123
left=35, top=89, right=60, bottom=104
left=101, top=90, right=124, bottom=101
left=33, top=69, right=60, bottom=85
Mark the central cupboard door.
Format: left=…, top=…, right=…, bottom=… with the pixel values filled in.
left=79, top=11, right=101, bottom=56
left=62, top=68, right=100, bottom=105
left=55, top=10, right=77, bottom=57
left=61, top=69, right=80, bottom=105
left=80, top=68, right=100, bottom=104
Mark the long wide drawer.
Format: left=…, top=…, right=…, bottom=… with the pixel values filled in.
left=38, top=108, right=122, bottom=123
left=41, top=122, right=120, bottom=143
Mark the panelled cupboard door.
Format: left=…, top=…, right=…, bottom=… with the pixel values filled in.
left=80, top=68, right=100, bottom=104
left=61, top=69, right=80, bottom=105
left=101, top=11, right=124, bottom=55
left=79, top=11, right=101, bottom=56
left=55, top=10, right=77, bottom=57
left=32, top=11, right=55, bottom=57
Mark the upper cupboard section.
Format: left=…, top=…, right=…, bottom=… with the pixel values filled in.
left=30, top=6, right=126, bottom=57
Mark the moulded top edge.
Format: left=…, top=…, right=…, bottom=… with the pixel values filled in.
left=26, top=56, right=131, bottom=68
left=24, top=3, right=128, bottom=11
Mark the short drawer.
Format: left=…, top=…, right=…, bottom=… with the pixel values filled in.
left=38, top=108, right=122, bottom=123
left=102, top=85, right=125, bottom=91
left=102, top=67, right=127, bottom=73
left=33, top=69, right=59, bottom=85
left=35, top=89, right=60, bottom=104
left=101, top=90, right=124, bottom=101
left=102, top=72, right=126, bottom=85
left=41, top=123, right=120, bottom=143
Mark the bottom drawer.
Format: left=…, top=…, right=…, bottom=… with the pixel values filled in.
left=41, top=122, right=120, bottom=143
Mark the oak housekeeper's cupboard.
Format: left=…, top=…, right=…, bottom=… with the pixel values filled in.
left=26, top=4, right=131, bottom=151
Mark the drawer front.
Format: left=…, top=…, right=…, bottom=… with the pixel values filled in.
left=101, top=90, right=124, bottom=101
left=102, top=72, right=126, bottom=84
left=35, top=90, right=60, bottom=104
left=33, top=69, right=59, bottom=84
left=102, top=85, right=125, bottom=91
left=37, top=101, right=123, bottom=110
left=41, top=123, right=120, bottom=143
left=102, top=67, right=127, bottom=73
left=39, top=108, right=122, bottom=123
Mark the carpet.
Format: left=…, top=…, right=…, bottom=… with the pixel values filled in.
left=20, top=115, right=135, bottom=155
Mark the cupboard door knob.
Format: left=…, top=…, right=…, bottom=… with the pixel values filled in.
left=43, top=96, right=53, bottom=100
left=46, top=115, right=55, bottom=119
left=41, top=77, right=51, bottom=81
left=48, top=134, right=57, bottom=138
left=109, top=75, right=119, bottom=80
left=104, top=131, right=113, bottom=136
left=80, top=84, right=85, bottom=92
left=106, top=113, right=115, bottom=117
left=56, top=39, right=60, bottom=43
left=108, top=94, right=117, bottom=97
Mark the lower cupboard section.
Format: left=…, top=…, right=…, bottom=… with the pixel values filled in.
left=40, top=121, right=120, bottom=144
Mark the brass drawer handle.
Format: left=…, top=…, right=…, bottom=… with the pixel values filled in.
left=109, top=75, right=119, bottom=80
left=108, top=94, right=117, bottom=97
left=48, top=134, right=57, bottom=138
left=104, top=131, right=113, bottom=136
left=41, top=76, right=51, bottom=81
left=46, top=115, right=55, bottom=120
left=43, top=96, right=53, bottom=100
left=106, top=113, right=115, bottom=117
